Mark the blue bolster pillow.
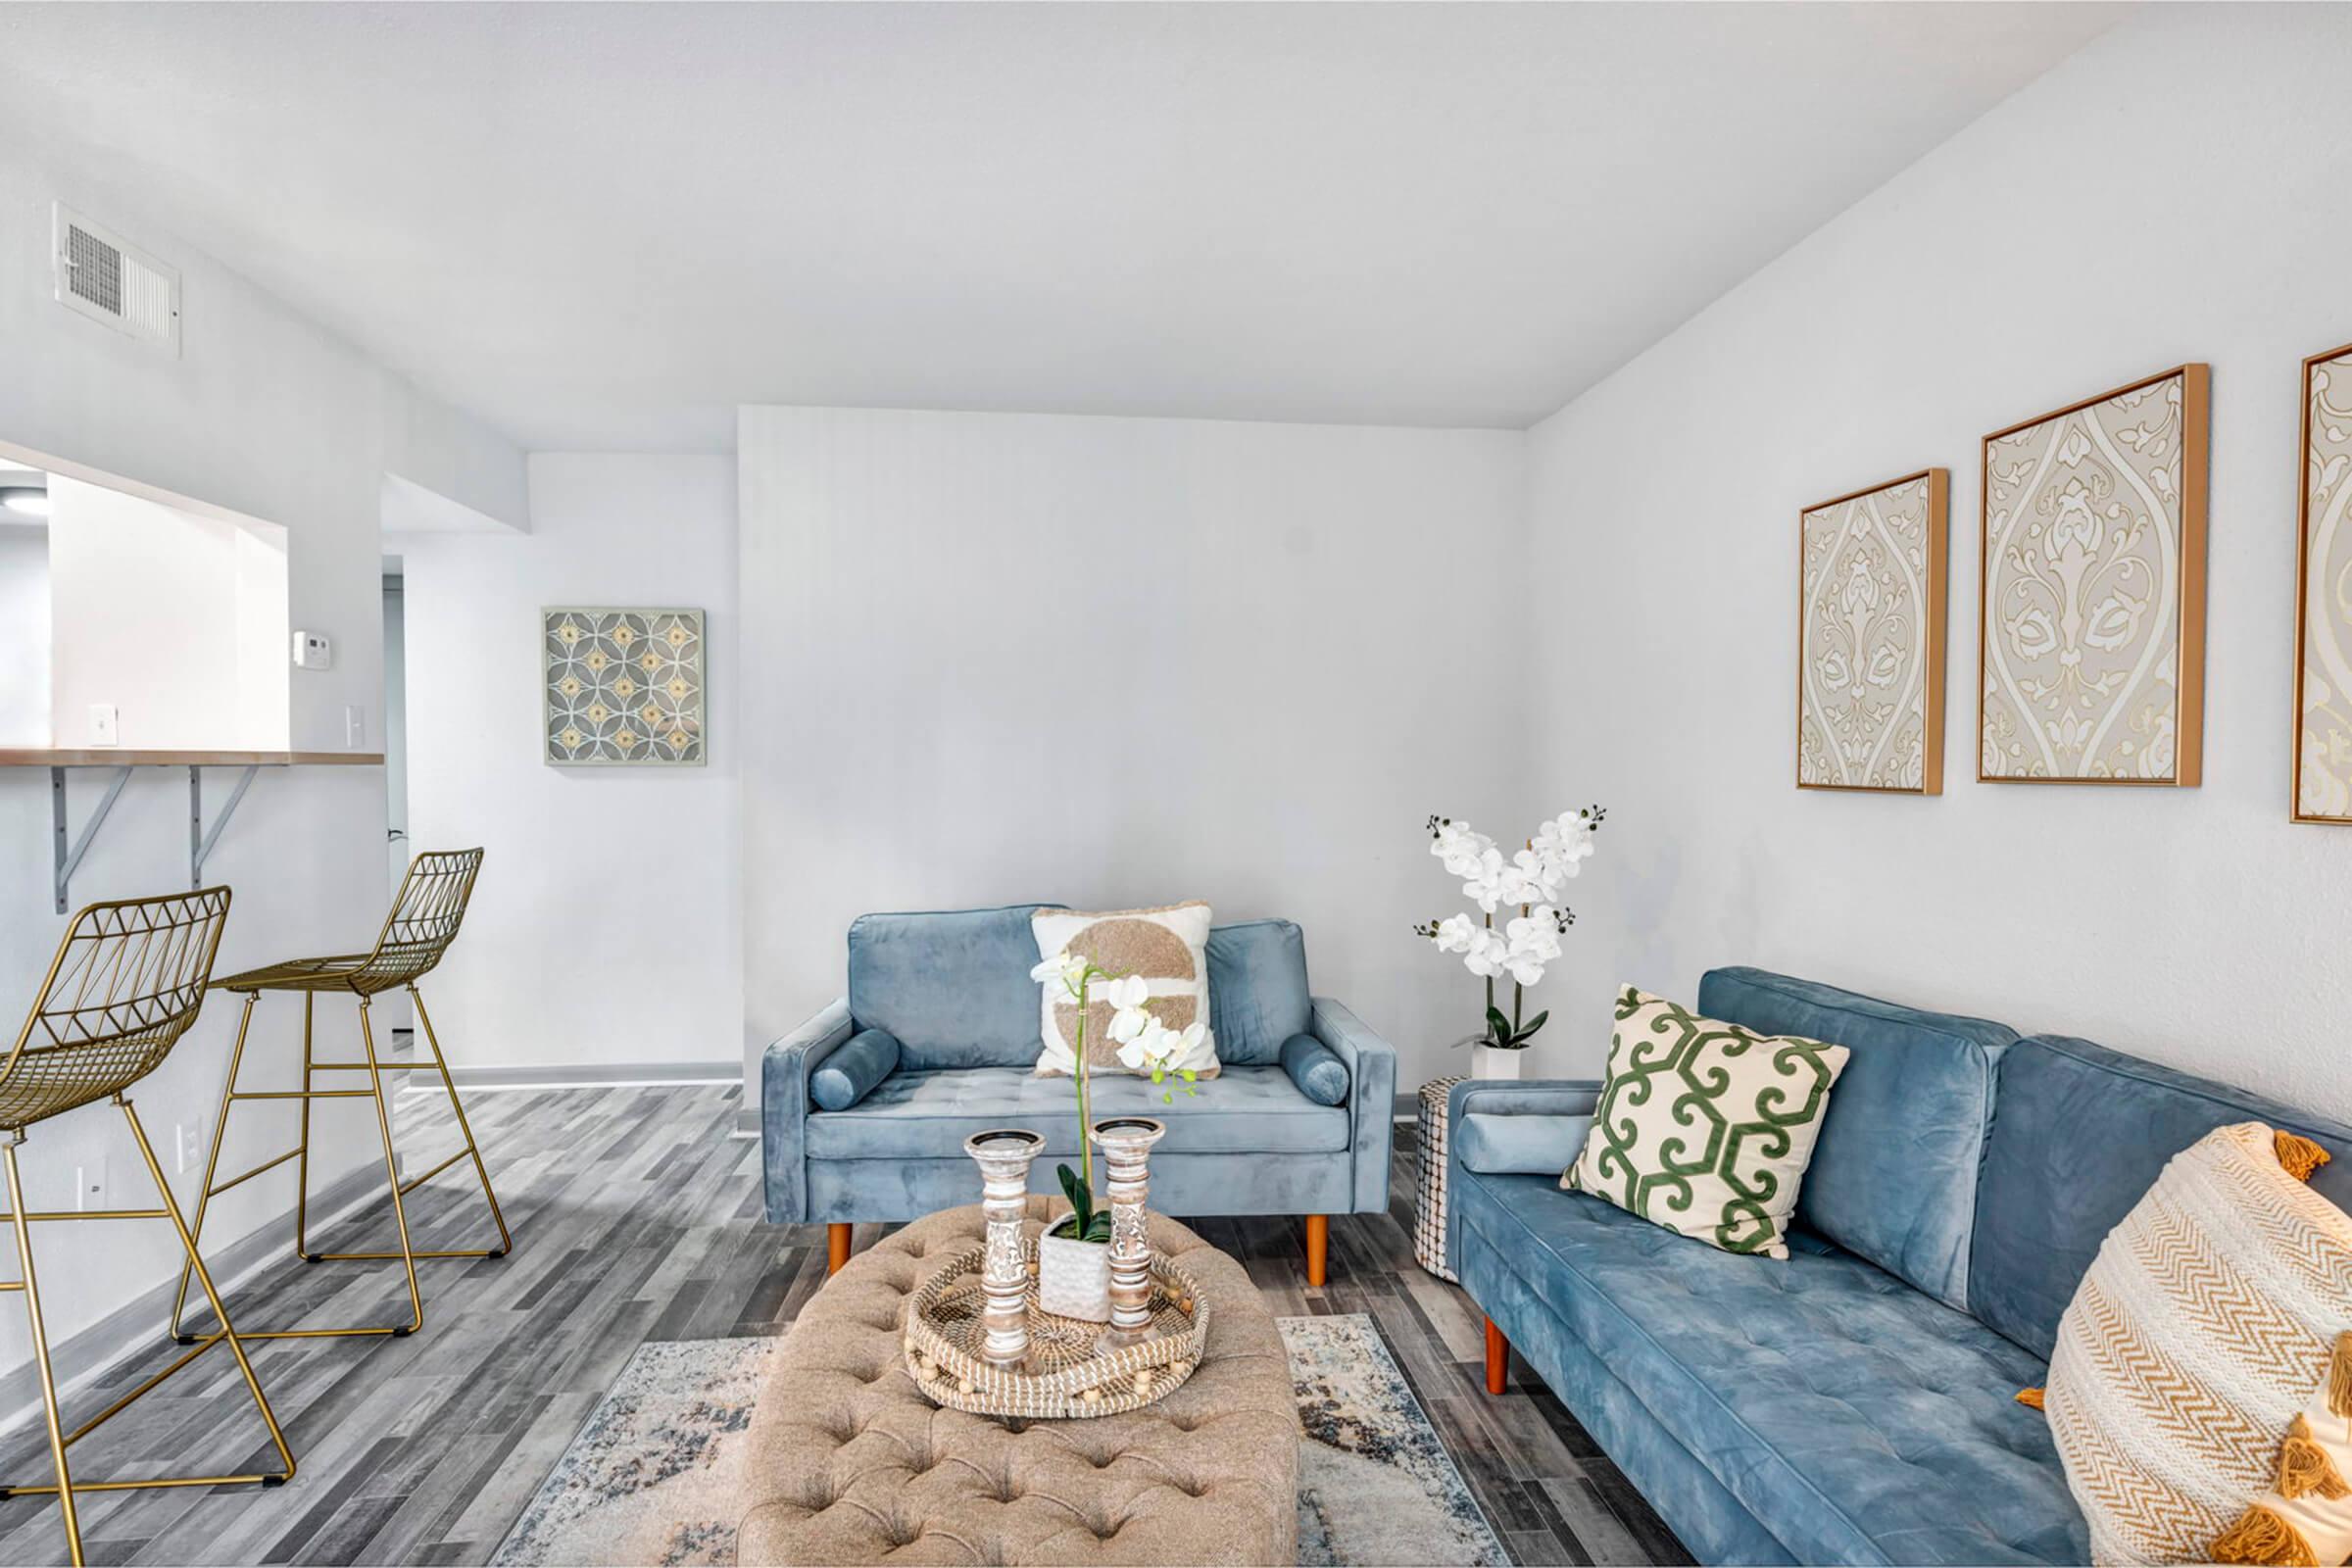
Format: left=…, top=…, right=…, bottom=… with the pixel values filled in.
left=1457, top=1111, right=1593, bottom=1175
left=809, top=1027, right=902, bottom=1111
left=1280, top=1033, right=1349, bottom=1106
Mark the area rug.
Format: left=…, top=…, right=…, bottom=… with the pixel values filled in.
left=1281, top=1314, right=1510, bottom=1567
left=492, top=1313, right=1507, bottom=1567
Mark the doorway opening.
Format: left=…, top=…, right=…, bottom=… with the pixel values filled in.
left=380, top=559, right=414, bottom=1056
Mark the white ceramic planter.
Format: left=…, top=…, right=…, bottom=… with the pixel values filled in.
left=1471, top=1043, right=1527, bottom=1081
left=1037, top=1230, right=1111, bottom=1321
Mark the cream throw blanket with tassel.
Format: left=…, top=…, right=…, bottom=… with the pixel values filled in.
left=2044, top=1122, right=2352, bottom=1567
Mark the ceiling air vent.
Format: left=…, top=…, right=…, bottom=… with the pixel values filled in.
left=52, top=203, right=180, bottom=356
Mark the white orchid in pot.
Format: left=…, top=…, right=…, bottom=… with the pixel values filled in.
left=1414, top=806, right=1606, bottom=1080
left=1026, top=949, right=1205, bottom=1320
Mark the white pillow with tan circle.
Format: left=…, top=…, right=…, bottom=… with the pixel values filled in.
left=1032, top=903, right=1219, bottom=1080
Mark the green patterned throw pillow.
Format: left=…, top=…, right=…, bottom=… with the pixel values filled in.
left=1564, top=985, right=1848, bottom=1258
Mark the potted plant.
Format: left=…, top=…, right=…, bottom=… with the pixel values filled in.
left=1414, top=806, right=1605, bottom=1079
left=1028, top=950, right=1205, bottom=1319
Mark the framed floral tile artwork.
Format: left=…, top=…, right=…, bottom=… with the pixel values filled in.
left=543, top=607, right=706, bottom=765
left=2294, top=341, right=2352, bottom=822
left=1797, top=468, right=1948, bottom=794
left=1979, top=365, right=2209, bottom=784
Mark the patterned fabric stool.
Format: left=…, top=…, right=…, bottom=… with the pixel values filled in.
left=1411, top=1075, right=1466, bottom=1281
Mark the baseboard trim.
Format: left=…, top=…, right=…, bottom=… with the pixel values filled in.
left=437, top=1061, right=740, bottom=1090
left=0, top=1160, right=388, bottom=1441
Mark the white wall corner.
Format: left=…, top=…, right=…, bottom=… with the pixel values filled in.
left=381, top=470, right=528, bottom=538
left=381, top=380, right=531, bottom=535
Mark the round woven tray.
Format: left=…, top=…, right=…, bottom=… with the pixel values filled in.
left=903, top=1236, right=1208, bottom=1420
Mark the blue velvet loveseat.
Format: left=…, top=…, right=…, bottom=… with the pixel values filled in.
left=1451, top=965, right=2352, bottom=1567
left=762, top=905, right=1396, bottom=1282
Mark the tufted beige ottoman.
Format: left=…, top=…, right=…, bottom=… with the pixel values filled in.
left=735, top=1199, right=1299, bottom=1566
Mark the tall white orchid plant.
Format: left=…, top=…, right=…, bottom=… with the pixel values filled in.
left=1027, top=950, right=1206, bottom=1244
left=1414, top=806, right=1606, bottom=1051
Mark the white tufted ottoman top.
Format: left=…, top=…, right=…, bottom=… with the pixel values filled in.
left=735, top=1199, right=1300, bottom=1566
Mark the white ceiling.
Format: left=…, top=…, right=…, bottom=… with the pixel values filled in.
left=0, top=2, right=2120, bottom=451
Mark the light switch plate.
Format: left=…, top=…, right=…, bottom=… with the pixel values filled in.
left=345, top=705, right=366, bottom=748
left=89, top=703, right=118, bottom=746
left=176, top=1119, right=207, bottom=1175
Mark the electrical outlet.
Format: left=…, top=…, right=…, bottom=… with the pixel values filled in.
left=74, top=1155, right=106, bottom=1212
left=176, top=1119, right=207, bottom=1176
left=345, top=705, right=366, bottom=748
left=89, top=703, right=118, bottom=746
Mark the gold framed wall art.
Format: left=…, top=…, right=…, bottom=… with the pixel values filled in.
left=1979, top=365, right=2209, bottom=785
left=2293, top=340, right=2352, bottom=822
left=1797, top=468, right=1948, bottom=794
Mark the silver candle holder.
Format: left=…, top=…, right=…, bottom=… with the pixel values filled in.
left=1087, top=1116, right=1166, bottom=1349
left=961, top=1128, right=1045, bottom=1369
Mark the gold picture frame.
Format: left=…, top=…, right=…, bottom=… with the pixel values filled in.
left=1796, top=468, right=1948, bottom=794
left=1979, top=365, right=2209, bottom=785
left=2292, top=340, right=2352, bottom=822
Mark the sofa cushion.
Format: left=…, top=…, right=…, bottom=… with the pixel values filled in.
left=1697, top=966, right=2015, bottom=1312
left=1456, top=1169, right=2085, bottom=1566
left=1458, top=1111, right=1591, bottom=1175
left=1205, top=920, right=1310, bottom=1065
left=1970, top=1034, right=2352, bottom=1360
left=1278, top=1033, right=1348, bottom=1105
left=806, top=1064, right=1348, bottom=1161
left=1458, top=1222, right=1800, bottom=1567
left=2044, top=1121, right=2352, bottom=1568
left=1033, top=903, right=1220, bottom=1080
left=808, top=1027, right=900, bottom=1111
left=1566, top=985, right=1848, bottom=1259
left=847, top=906, right=1059, bottom=1070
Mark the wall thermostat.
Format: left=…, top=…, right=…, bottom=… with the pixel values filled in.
left=292, top=630, right=333, bottom=670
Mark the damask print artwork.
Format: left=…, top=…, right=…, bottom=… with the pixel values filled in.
left=2293, top=343, right=2352, bottom=822
left=1979, top=366, right=2209, bottom=784
left=1797, top=469, right=1947, bottom=793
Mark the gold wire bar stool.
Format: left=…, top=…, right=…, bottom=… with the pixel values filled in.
left=0, top=887, right=297, bottom=1567
left=169, top=849, right=512, bottom=1346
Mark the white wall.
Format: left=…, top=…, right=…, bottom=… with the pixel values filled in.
left=0, top=122, right=524, bottom=1401
left=739, top=406, right=1527, bottom=1094
left=398, top=454, right=742, bottom=1072
left=1524, top=4, right=2352, bottom=1121
left=0, top=530, right=48, bottom=746
left=44, top=475, right=289, bottom=749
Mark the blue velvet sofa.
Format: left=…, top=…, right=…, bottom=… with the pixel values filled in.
left=1451, top=965, right=2352, bottom=1567
left=762, top=905, right=1396, bottom=1282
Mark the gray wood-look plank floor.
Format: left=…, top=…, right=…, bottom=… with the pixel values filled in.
left=0, top=1084, right=1688, bottom=1567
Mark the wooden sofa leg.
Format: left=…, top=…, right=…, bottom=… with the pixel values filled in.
left=1485, top=1317, right=1509, bottom=1395
left=827, top=1223, right=852, bottom=1275
left=1305, top=1213, right=1328, bottom=1286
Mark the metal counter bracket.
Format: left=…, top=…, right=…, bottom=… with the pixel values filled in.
left=51, top=766, right=131, bottom=914
left=49, top=763, right=266, bottom=912
left=190, top=764, right=260, bottom=893
left=12, top=752, right=381, bottom=915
